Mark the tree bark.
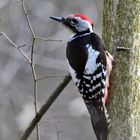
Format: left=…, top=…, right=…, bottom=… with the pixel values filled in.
left=103, top=0, right=140, bottom=140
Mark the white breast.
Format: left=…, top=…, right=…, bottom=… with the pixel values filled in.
left=84, top=44, right=100, bottom=74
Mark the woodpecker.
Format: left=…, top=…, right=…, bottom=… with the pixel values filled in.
left=50, top=14, right=113, bottom=140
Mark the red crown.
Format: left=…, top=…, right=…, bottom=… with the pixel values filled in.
left=71, top=14, right=94, bottom=26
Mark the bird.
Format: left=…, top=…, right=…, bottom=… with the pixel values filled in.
left=50, top=14, right=114, bottom=140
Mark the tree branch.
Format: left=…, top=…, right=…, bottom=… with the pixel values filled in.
left=20, top=0, right=40, bottom=138
left=0, top=30, right=71, bottom=140
left=0, top=32, right=31, bottom=63
left=0, top=1, right=70, bottom=139
left=36, top=75, right=70, bottom=81
left=21, top=0, right=35, bottom=38
left=20, top=74, right=71, bottom=140
left=35, top=36, right=62, bottom=42
left=20, top=0, right=62, bottom=42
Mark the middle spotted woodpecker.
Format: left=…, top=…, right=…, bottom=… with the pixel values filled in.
left=50, top=14, right=113, bottom=140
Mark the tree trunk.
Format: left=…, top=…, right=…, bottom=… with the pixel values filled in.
left=103, top=0, right=140, bottom=140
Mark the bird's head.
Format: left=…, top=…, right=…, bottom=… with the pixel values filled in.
left=50, top=14, right=94, bottom=33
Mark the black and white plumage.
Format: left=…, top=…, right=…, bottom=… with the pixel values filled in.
left=50, top=14, right=113, bottom=140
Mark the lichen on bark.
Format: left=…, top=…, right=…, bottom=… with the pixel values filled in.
left=103, top=0, right=140, bottom=139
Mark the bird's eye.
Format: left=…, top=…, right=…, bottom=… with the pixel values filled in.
left=70, top=19, right=78, bottom=25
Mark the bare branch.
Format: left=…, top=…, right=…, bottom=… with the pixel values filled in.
left=20, top=0, right=62, bottom=43
left=1, top=1, right=67, bottom=139
left=20, top=74, right=71, bottom=140
left=35, top=36, right=62, bottom=42
left=30, top=38, right=36, bottom=63
left=0, top=31, right=40, bottom=139
left=33, top=79, right=40, bottom=140
left=36, top=75, right=70, bottom=81
left=0, top=32, right=31, bottom=63
left=18, top=44, right=28, bottom=48
left=20, top=0, right=40, bottom=139
left=52, top=110, right=61, bottom=140
left=21, top=0, right=35, bottom=38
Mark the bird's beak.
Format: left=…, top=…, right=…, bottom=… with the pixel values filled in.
left=49, top=16, right=65, bottom=23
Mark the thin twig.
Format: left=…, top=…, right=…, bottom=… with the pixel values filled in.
left=21, top=0, right=35, bottom=38
left=18, top=44, right=28, bottom=48
left=0, top=32, right=31, bottom=63
left=30, top=62, right=40, bottom=140
left=21, top=0, right=62, bottom=43
left=35, top=36, right=62, bottom=42
left=21, top=0, right=40, bottom=139
left=1, top=0, right=67, bottom=140
left=36, top=75, right=70, bottom=81
left=20, top=75, right=71, bottom=140
left=30, top=38, right=36, bottom=63
left=116, top=47, right=131, bottom=51
left=52, top=110, right=61, bottom=140
left=30, top=35, right=40, bottom=140
left=34, top=80, right=40, bottom=140
left=112, top=40, right=131, bottom=59
left=31, top=62, right=40, bottom=140
left=0, top=31, right=40, bottom=140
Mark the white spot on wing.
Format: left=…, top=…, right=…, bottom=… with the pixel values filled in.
left=84, top=44, right=100, bottom=74
left=92, top=83, right=101, bottom=90
left=95, top=73, right=102, bottom=78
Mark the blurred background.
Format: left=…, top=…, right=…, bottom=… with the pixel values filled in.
left=0, top=0, right=103, bottom=140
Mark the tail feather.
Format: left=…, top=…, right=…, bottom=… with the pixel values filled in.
left=85, top=101, right=108, bottom=140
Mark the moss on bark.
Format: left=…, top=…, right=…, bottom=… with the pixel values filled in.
left=103, top=0, right=140, bottom=139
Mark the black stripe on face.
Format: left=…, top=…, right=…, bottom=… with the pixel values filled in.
left=63, top=17, right=78, bottom=33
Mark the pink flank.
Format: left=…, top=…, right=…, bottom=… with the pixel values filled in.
left=104, top=79, right=110, bottom=104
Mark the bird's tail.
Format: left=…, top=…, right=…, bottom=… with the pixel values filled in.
left=85, top=101, right=109, bottom=140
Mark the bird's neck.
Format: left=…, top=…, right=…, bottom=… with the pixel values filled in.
left=76, top=28, right=93, bottom=36
left=69, top=29, right=93, bottom=42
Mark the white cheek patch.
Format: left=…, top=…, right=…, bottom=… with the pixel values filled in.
left=84, top=44, right=100, bottom=74
left=75, top=20, right=93, bottom=32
